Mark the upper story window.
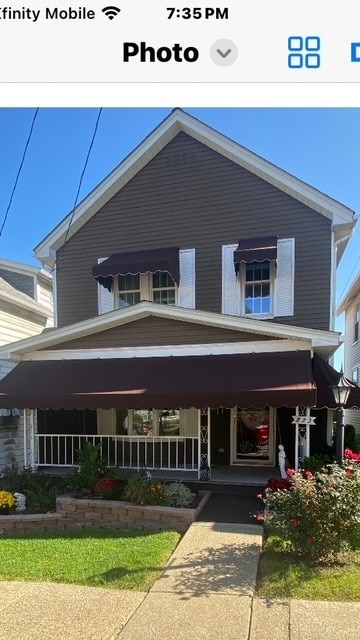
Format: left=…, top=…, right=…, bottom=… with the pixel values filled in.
left=118, top=274, right=141, bottom=308
left=116, top=272, right=176, bottom=308
left=244, top=261, right=272, bottom=315
left=152, top=272, right=176, bottom=305
left=222, top=237, right=295, bottom=318
left=94, top=247, right=196, bottom=314
left=354, top=303, right=360, bottom=343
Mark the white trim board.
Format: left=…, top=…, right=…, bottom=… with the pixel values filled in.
left=22, top=339, right=312, bottom=361
left=0, top=300, right=340, bottom=360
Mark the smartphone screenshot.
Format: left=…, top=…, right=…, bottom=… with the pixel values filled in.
left=0, top=5, right=359, bottom=638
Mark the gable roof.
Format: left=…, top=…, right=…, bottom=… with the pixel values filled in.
left=337, top=273, right=360, bottom=315
left=0, top=277, right=51, bottom=320
left=34, top=109, right=357, bottom=268
left=0, top=257, right=52, bottom=283
left=0, top=300, right=341, bottom=361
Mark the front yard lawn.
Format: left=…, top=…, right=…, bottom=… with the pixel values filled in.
left=0, top=528, right=181, bottom=591
left=256, top=533, right=360, bottom=602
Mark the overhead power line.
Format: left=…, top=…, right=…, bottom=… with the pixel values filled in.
left=0, top=108, right=39, bottom=239
left=61, top=108, right=103, bottom=250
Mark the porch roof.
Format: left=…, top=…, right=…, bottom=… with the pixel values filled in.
left=0, top=351, right=317, bottom=410
left=313, top=353, right=360, bottom=409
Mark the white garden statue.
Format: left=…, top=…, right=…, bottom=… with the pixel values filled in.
left=278, top=445, right=287, bottom=479
left=14, top=492, right=26, bottom=512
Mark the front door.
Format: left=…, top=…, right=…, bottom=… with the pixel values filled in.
left=231, top=407, right=275, bottom=465
left=210, top=409, right=231, bottom=465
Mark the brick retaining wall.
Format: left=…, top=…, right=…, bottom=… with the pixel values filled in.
left=0, top=491, right=210, bottom=536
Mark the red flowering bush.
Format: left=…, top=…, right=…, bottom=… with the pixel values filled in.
left=258, top=461, right=360, bottom=560
left=266, top=477, right=292, bottom=492
left=345, top=448, right=360, bottom=462
left=93, top=477, right=124, bottom=500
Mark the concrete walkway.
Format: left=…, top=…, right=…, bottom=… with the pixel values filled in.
left=1, top=522, right=360, bottom=639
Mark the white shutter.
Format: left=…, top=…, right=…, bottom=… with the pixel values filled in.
left=222, top=244, right=240, bottom=315
left=97, top=257, right=114, bottom=314
left=274, top=238, right=295, bottom=317
left=178, top=249, right=195, bottom=309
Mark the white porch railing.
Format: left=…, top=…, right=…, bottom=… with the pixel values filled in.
left=34, top=434, right=199, bottom=471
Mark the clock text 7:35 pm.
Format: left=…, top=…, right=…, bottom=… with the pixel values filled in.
left=166, top=7, right=229, bottom=20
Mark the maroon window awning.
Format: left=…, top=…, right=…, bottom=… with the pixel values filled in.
left=234, top=236, right=278, bottom=273
left=92, top=247, right=180, bottom=291
left=0, top=351, right=316, bottom=410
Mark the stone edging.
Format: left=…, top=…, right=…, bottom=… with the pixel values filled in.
left=0, top=491, right=211, bottom=536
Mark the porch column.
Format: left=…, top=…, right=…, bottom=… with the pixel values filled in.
left=23, top=409, right=36, bottom=470
left=198, top=408, right=211, bottom=480
left=293, top=406, right=316, bottom=470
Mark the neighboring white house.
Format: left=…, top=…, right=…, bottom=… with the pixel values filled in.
left=0, top=258, right=53, bottom=471
left=337, top=272, right=360, bottom=439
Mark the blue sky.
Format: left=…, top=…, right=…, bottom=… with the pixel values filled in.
left=0, top=107, right=359, bottom=358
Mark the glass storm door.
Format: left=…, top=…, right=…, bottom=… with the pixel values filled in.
left=231, top=407, right=275, bottom=465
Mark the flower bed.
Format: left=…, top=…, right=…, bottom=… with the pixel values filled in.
left=0, top=491, right=211, bottom=536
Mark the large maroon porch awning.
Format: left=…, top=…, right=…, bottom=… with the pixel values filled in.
left=92, top=247, right=180, bottom=291
left=313, top=354, right=360, bottom=409
left=0, top=351, right=316, bottom=410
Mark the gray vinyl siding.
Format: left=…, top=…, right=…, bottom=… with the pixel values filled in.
left=56, top=132, right=332, bottom=331
left=344, top=409, right=360, bottom=440
left=44, top=316, right=274, bottom=350
left=343, top=295, right=360, bottom=378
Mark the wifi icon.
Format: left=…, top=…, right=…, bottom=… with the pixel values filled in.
left=102, top=6, right=121, bottom=20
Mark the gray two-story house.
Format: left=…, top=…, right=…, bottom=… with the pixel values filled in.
left=0, top=109, right=359, bottom=478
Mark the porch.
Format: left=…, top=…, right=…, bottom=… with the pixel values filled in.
left=30, top=432, right=278, bottom=486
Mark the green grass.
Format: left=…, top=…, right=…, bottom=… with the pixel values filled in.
left=0, top=528, right=181, bottom=591
left=256, top=534, right=360, bottom=601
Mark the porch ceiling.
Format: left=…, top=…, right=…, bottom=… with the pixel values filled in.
left=0, top=351, right=317, bottom=410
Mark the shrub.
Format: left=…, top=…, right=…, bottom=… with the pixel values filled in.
left=123, top=472, right=167, bottom=506
left=265, top=477, right=292, bottom=492
left=93, top=477, right=124, bottom=500
left=0, top=468, right=65, bottom=513
left=302, top=453, right=334, bottom=474
left=164, top=482, right=195, bottom=508
left=66, top=441, right=107, bottom=493
left=258, top=462, right=360, bottom=560
left=0, top=490, right=16, bottom=513
left=345, top=424, right=359, bottom=452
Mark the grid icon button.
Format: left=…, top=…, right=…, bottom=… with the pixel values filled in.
left=288, top=36, right=321, bottom=69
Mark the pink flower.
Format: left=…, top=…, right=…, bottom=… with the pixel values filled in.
left=287, top=469, right=296, bottom=477
left=344, top=449, right=360, bottom=461
left=256, top=493, right=263, bottom=500
left=256, top=513, right=264, bottom=521
left=290, top=518, right=299, bottom=527
left=304, top=471, right=312, bottom=478
left=345, top=469, right=353, bottom=477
